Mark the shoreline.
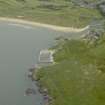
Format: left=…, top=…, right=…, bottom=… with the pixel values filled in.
left=0, top=17, right=89, bottom=32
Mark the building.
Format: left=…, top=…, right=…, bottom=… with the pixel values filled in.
left=38, top=49, right=54, bottom=63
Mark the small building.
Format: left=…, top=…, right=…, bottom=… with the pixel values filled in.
left=38, top=49, right=54, bottom=64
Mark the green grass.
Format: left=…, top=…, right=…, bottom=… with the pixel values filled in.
left=0, top=0, right=103, bottom=27
left=36, top=36, right=105, bottom=105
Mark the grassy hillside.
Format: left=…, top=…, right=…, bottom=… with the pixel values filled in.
left=0, top=0, right=103, bottom=27
left=36, top=35, right=105, bottom=105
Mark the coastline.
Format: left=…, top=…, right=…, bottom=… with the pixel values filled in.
left=0, top=17, right=89, bottom=32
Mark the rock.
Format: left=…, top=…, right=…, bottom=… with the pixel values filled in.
left=25, top=88, right=36, bottom=96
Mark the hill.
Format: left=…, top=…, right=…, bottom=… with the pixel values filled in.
left=36, top=35, right=105, bottom=105
left=0, top=0, right=103, bottom=27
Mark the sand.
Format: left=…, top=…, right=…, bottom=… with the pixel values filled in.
left=0, top=17, right=89, bottom=32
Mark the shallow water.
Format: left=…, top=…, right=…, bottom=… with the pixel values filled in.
left=0, top=21, right=82, bottom=105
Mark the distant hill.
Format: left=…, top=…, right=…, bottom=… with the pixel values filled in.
left=0, top=0, right=104, bottom=28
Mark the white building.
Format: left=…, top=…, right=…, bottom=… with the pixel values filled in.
left=38, top=49, right=54, bottom=63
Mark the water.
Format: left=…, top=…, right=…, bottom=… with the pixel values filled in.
left=0, top=21, right=83, bottom=105
left=0, top=21, right=72, bottom=105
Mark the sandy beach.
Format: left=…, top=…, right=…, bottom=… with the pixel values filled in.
left=0, top=17, right=89, bottom=32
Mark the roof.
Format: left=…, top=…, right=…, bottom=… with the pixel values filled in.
left=39, top=50, right=54, bottom=63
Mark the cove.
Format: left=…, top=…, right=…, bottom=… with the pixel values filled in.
left=0, top=21, right=80, bottom=105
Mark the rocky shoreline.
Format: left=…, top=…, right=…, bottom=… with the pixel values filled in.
left=27, top=67, right=53, bottom=105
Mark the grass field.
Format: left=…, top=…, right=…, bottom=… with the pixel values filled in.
left=36, top=35, right=105, bottom=105
left=0, top=0, right=103, bottom=27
